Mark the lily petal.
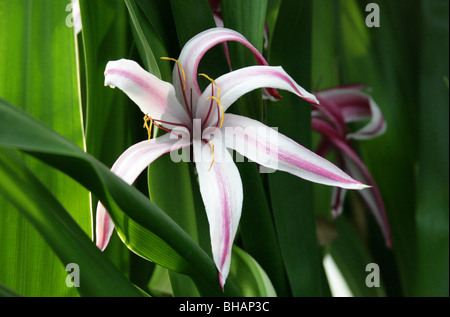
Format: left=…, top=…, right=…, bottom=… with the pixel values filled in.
left=347, top=95, right=386, bottom=140
left=315, top=137, right=334, bottom=158
left=312, top=118, right=391, bottom=247
left=210, top=15, right=233, bottom=71
left=104, top=59, right=190, bottom=128
left=197, top=65, right=319, bottom=126
left=176, top=28, right=277, bottom=109
left=193, top=138, right=243, bottom=289
left=315, top=88, right=386, bottom=140
left=95, top=205, right=115, bottom=252
left=312, top=98, right=347, bottom=137
left=331, top=186, right=347, bottom=218
left=96, top=133, right=192, bottom=250
left=222, top=114, right=366, bottom=190
left=342, top=153, right=391, bottom=247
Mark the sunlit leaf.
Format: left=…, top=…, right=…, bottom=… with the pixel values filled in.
left=229, top=246, right=277, bottom=297
left=0, top=147, right=144, bottom=297
left=0, top=98, right=241, bottom=296
left=0, top=0, right=90, bottom=296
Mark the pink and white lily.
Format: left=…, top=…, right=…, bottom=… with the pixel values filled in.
left=96, top=27, right=367, bottom=288
left=311, top=85, right=391, bottom=247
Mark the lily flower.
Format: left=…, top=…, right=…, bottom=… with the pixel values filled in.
left=311, top=85, right=392, bottom=247
left=96, top=27, right=367, bottom=288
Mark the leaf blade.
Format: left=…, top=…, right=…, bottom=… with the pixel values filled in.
left=0, top=0, right=90, bottom=296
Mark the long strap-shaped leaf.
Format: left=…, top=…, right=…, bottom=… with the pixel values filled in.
left=0, top=98, right=241, bottom=297
left=0, top=282, right=22, bottom=297
left=219, top=0, right=291, bottom=297
left=266, top=0, right=324, bottom=296
left=0, top=0, right=91, bottom=296
left=0, top=147, right=143, bottom=297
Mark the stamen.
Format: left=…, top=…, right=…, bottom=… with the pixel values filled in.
left=199, top=73, right=224, bottom=128
left=199, top=73, right=220, bottom=100
left=207, top=96, right=224, bottom=128
left=152, top=118, right=188, bottom=128
left=148, top=118, right=185, bottom=139
left=208, top=141, right=215, bottom=171
left=143, top=114, right=153, bottom=140
left=203, top=83, right=215, bottom=126
left=161, top=57, right=192, bottom=119
left=161, top=57, right=186, bottom=90
left=152, top=121, right=182, bottom=139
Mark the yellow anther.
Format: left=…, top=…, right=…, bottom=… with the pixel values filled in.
left=208, top=141, right=215, bottom=171
left=143, top=114, right=153, bottom=140
left=207, top=96, right=224, bottom=128
left=161, top=57, right=186, bottom=90
left=199, top=73, right=221, bottom=100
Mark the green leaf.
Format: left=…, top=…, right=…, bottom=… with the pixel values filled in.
left=0, top=283, right=22, bottom=297
left=327, top=217, right=386, bottom=297
left=0, top=147, right=144, bottom=297
left=311, top=0, right=339, bottom=89
left=170, top=0, right=216, bottom=47
left=333, top=0, right=419, bottom=295
left=266, top=0, right=324, bottom=296
left=79, top=0, right=139, bottom=278
left=124, top=0, right=164, bottom=77
left=148, top=157, right=200, bottom=296
left=229, top=246, right=277, bottom=297
left=219, top=0, right=290, bottom=296
left=0, top=0, right=90, bottom=296
left=131, top=0, right=179, bottom=81
left=170, top=0, right=228, bottom=79
left=221, top=0, right=268, bottom=53
left=221, top=0, right=267, bottom=121
left=148, top=265, right=173, bottom=297
left=80, top=0, right=134, bottom=166
left=136, top=0, right=179, bottom=60
left=237, top=162, right=291, bottom=296
left=0, top=98, right=241, bottom=297
left=415, top=0, right=449, bottom=296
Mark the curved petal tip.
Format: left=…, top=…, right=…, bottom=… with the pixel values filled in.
left=95, top=203, right=114, bottom=251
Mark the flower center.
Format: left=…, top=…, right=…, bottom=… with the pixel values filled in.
left=143, top=114, right=180, bottom=140
left=147, top=58, right=224, bottom=171
left=199, top=73, right=224, bottom=129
